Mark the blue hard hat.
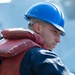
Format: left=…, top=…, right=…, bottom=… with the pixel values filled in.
left=24, top=2, right=66, bottom=36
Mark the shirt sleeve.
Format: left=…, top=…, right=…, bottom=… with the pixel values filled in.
left=29, top=47, right=74, bottom=75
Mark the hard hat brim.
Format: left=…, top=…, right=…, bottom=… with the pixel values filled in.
left=52, top=24, right=66, bottom=36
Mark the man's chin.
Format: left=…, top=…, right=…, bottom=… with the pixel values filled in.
left=48, top=47, right=54, bottom=51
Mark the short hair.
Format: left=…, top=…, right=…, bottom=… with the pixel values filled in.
left=28, top=17, right=45, bottom=26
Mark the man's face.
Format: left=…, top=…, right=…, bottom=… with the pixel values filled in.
left=39, top=22, right=61, bottom=50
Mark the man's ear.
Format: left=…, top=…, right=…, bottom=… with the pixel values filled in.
left=33, top=22, right=42, bottom=34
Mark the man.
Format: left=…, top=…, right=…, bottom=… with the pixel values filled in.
left=20, top=2, right=74, bottom=75
left=0, top=1, right=74, bottom=75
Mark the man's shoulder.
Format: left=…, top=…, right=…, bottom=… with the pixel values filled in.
left=27, top=47, right=58, bottom=58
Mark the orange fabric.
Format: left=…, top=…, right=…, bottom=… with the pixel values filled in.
left=0, top=28, right=48, bottom=75
left=0, top=39, right=41, bottom=75
left=0, top=52, right=25, bottom=75
left=0, top=39, right=41, bottom=57
left=1, top=28, right=48, bottom=49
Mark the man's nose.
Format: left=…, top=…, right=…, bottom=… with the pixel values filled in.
left=56, top=35, right=61, bottom=43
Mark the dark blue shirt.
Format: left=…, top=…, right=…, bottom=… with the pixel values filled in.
left=20, top=47, right=74, bottom=75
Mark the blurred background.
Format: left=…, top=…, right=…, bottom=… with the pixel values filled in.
left=0, top=0, right=75, bottom=73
